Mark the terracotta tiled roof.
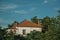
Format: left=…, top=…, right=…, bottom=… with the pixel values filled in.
left=18, top=20, right=42, bottom=28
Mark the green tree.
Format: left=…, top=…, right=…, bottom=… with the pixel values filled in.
left=27, top=31, right=45, bottom=40
left=42, top=16, right=51, bottom=33
left=31, top=16, right=38, bottom=24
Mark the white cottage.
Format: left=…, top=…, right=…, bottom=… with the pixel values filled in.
left=12, top=19, right=42, bottom=35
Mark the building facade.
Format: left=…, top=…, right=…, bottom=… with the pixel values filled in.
left=12, top=19, right=42, bottom=35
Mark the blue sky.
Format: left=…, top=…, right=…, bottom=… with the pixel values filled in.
left=0, top=0, right=60, bottom=28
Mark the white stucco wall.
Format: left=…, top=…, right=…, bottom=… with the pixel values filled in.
left=6, top=29, right=15, bottom=33
left=16, top=27, right=42, bottom=35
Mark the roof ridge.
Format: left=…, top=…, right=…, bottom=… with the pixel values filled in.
left=17, top=19, right=42, bottom=28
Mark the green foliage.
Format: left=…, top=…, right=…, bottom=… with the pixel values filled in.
left=26, top=10, right=60, bottom=40
left=42, top=16, right=51, bottom=32
left=27, top=31, right=45, bottom=40
left=4, top=31, right=15, bottom=40
left=31, top=16, right=38, bottom=24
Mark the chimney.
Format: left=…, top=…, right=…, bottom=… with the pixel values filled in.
left=38, top=19, right=41, bottom=26
left=37, top=19, right=42, bottom=28
left=38, top=19, right=40, bottom=25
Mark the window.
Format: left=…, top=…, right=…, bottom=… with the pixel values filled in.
left=23, top=29, right=26, bottom=35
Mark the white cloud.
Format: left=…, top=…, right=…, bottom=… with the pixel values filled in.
left=14, top=7, right=37, bottom=14
left=41, top=0, right=48, bottom=5
left=15, top=10, right=28, bottom=14
left=30, top=8, right=37, bottom=11
left=0, top=4, right=17, bottom=10
left=44, top=0, right=48, bottom=4
left=54, top=7, right=59, bottom=10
